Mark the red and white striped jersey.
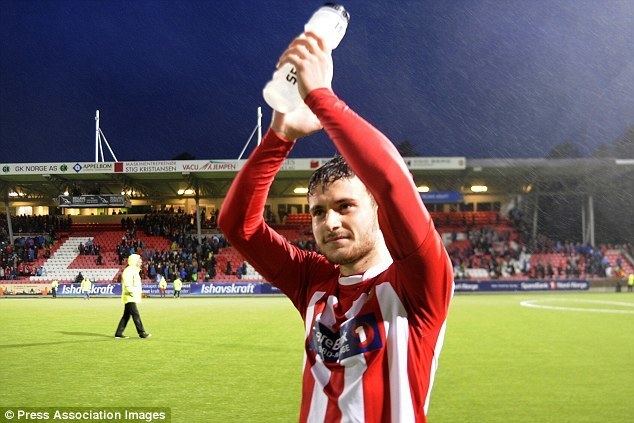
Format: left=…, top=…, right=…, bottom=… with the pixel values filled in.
left=298, top=254, right=452, bottom=422
left=219, top=89, right=453, bottom=422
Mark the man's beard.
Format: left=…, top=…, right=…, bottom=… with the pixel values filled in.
left=321, top=235, right=376, bottom=266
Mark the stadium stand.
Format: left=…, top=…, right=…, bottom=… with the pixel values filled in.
left=1, top=212, right=632, bottom=285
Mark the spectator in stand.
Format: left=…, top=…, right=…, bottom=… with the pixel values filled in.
left=1, top=214, right=70, bottom=236
left=236, top=262, right=248, bottom=279
left=27, top=246, right=35, bottom=262
left=148, top=263, right=157, bottom=280
left=207, top=265, right=217, bottom=280
left=534, top=262, right=545, bottom=279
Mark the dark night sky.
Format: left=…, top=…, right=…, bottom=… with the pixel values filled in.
left=1, top=0, right=632, bottom=163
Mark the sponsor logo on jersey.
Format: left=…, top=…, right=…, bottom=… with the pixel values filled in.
left=311, top=313, right=383, bottom=363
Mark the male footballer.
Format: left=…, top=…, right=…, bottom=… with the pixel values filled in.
left=219, top=32, right=453, bottom=422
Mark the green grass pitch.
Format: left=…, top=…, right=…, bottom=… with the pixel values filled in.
left=1, top=292, right=632, bottom=422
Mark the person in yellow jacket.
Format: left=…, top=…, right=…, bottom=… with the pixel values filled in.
left=173, top=277, right=182, bottom=298
left=80, top=276, right=92, bottom=300
left=157, top=275, right=167, bottom=298
left=114, top=254, right=151, bottom=339
left=50, top=279, right=59, bottom=298
left=628, top=272, right=634, bottom=292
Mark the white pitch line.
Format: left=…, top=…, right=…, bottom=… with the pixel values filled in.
left=520, top=299, right=634, bottom=314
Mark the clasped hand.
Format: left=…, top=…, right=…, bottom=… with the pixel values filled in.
left=270, top=32, right=333, bottom=141
left=277, top=31, right=333, bottom=99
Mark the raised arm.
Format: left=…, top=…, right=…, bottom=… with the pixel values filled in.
left=217, top=110, right=335, bottom=310
left=281, top=32, right=432, bottom=260
left=282, top=32, right=452, bottom=317
left=305, top=90, right=431, bottom=259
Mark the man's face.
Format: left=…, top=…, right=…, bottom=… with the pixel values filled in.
left=309, top=176, right=379, bottom=267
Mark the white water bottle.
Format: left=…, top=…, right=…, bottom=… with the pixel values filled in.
left=262, top=3, right=350, bottom=113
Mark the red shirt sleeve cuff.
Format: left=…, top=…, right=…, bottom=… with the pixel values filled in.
left=304, top=88, right=337, bottom=110
left=265, top=127, right=296, bottom=145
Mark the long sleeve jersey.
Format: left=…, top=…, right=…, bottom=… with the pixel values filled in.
left=218, top=89, right=453, bottom=423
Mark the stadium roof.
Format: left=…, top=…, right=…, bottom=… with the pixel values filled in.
left=1, top=157, right=631, bottom=204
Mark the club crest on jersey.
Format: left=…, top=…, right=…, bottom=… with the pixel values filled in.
left=311, top=313, right=383, bottom=363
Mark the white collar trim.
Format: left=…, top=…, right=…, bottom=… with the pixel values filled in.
left=338, top=256, right=393, bottom=286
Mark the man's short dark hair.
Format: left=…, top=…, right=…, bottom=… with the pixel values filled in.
left=307, top=155, right=355, bottom=196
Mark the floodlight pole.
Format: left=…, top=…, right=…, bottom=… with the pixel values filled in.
left=581, top=194, right=596, bottom=247
left=531, top=193, right=539, bottom=242
left=4, top=192, right=14, bottom=245
left=99, top=133, right=105, bottom=162
left=587, top=195, right=595, bottom=247
left=95, top=110, right=100, bottom=162
left=581, top=202, right=586, bottom=245
left=195, top=183, right=202, bottom=245
left=99, top=129, right=119, bottom=162
left=257, top=106, right=262, bottom=146
left=94, top=110, right=119, bottom=162
left=238, top=107, right=263, bottom=159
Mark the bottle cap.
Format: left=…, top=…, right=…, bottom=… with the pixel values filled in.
left=323, top=3, right=350, bottom=23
